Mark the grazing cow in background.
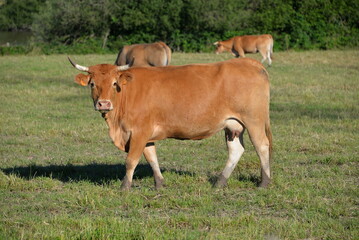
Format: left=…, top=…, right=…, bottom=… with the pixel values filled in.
left=68, top=57, right=272, bottom=190
left=214, top=34, right=274, bottom=65
left=114, top=41, right=171, bottom=67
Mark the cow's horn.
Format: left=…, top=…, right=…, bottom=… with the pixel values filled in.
left=117, top=65, right=130, bottom=71
left=68, top=57, right=89, bottom=72
left=213, top=41, right=218, bottom=45
left=117, top=57, right=135, bottom=71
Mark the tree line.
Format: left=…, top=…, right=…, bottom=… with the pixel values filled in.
left=0, top=0, right=358, bottom=54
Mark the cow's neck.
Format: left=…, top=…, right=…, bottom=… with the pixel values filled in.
left=102, top=89, right=130, bottom=152
left=222, top=39, right=233, bottom=52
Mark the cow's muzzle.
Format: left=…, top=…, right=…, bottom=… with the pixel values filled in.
left=95, top=100, right=113, bottom=113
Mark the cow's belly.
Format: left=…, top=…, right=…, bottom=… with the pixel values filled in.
left=244, top=46, right=258, bottom=53
left=150, top=118, right=242, bottom=141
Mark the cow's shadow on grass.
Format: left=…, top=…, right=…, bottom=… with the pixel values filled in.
left=1, top=164, right=261, bottom=187
left=207, top=173, right=260, bottom=187
left=1, top=163, right=194, bottom=185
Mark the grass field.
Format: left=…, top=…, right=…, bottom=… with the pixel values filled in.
left=0, top=50, right=358, bottom=239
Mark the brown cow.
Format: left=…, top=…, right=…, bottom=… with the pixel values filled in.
left=214, top=34, right=274, bottom=65
left=68, top=57, right=272, bottom=190
left=114, top=41, right=171, bottom=67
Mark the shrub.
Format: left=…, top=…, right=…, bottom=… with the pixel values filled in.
left=1, top=0, right=358, bottom=54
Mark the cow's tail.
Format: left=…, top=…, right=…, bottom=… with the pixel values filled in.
left=265, top=118, right=273, bottom=161
left=269, top=35, right=274, bottom=60
left=114, top=46, right=128, bottom=66
left=264, top=61, right=272, bottom=159
left=158, top=41, right=172, bottom=66
left=114, top=50, right=121, bottom=65
left=165, top=45, right=172, bottom=66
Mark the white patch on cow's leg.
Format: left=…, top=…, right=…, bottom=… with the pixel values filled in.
left=143, top=143, right=164, bottom=190
left=223, top=136, right=244, bottom=178
left=215, top=120, right=245, bottom=188
left=268, top=58, right=272, bottom=66
left=267, top=49, right=272, bottom=66
left=259, top=50, right=267, bottom=64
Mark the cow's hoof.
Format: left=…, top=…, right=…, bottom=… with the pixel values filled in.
left=120, top=179, right=132, bottom=191
left=214, top=174, right=227, bottom=188
left=258, top=179, right=271, bottom=188
left=155, top=179, right=165, bottom=190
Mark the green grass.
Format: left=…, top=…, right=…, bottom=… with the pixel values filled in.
left=0, top=50, right=358, bottom=239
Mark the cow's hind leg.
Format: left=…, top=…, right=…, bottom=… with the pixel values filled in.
left=246, top=122, right=271, bottom=187
left=259, top=48, right=268, bottom=65
left=143, top=143, right=164, bottom=190
left=215, top=120, right=245, bottom=188
left=266, top=47, right=272, bottom=66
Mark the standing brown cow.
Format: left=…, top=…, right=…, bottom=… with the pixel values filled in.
left=114, top=41, right=171, bottom=67
left=214, top=34, right=274, bottom=65
left=68, top=57, right=272, bottom=190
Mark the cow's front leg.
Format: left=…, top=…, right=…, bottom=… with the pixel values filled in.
left=121, top=135, right=147, bottom=190
left=237, top=48, right=245, bottom=58
left=143, top=142, right=164, bottom=190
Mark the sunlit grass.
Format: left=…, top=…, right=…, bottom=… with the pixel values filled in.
left=0, top=50, right=358, bottom=239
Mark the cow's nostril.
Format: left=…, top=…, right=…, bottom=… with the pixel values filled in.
left=96, top=100, right=112, bottom=111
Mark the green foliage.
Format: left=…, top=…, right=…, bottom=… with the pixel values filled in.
left=0, top=0, right=45, bottom=30
left=32, top=0, right=111, bottom=43
left=251, top=0, right=359, bottom=50
left=0, top=45, right=28, bottom=55
left=0, top=0, right=358, bottom=53
left=38, top=37, right=114, bottom=54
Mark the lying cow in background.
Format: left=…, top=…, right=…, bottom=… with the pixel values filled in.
left=68, top=57, right=272, bottom=190
left=114, top=41, right=171, bottom=67
left=214, top=34, right=274, bottom=65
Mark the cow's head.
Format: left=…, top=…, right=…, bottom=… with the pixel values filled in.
left=68, top=57, right=132, bottom=114
left=213, top=41, right=225, bottom=54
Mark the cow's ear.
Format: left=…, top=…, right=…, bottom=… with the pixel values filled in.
left=74, top=73, right=90, bottom=86
left=117, top=72, right=133, bottom=86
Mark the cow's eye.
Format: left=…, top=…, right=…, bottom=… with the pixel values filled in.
left=90, top=82, right=95, bottom=88
left=113, top=82, right=117, bottom=88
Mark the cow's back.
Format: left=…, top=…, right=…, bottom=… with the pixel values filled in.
left=142, top=42, right=171, bottom=66
left=234, top=35, right=272, bottom=53
left=115, top=42, right=171, bottom=67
